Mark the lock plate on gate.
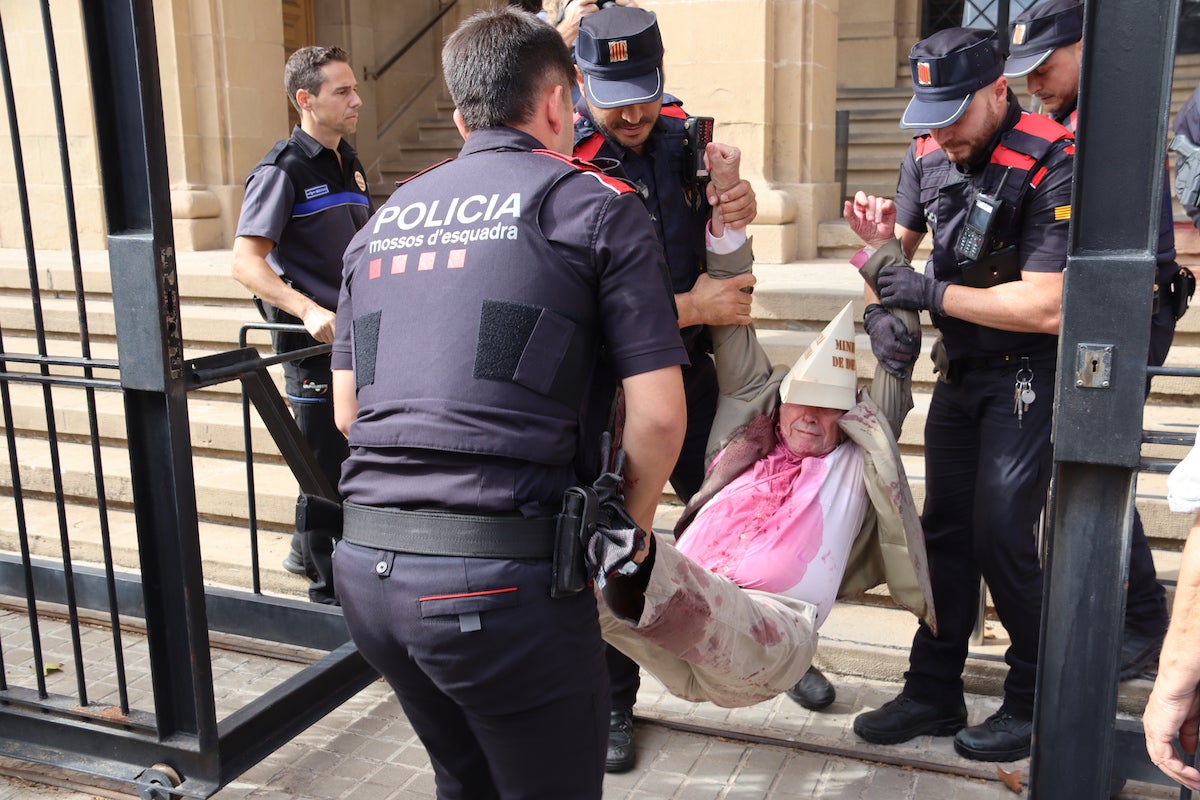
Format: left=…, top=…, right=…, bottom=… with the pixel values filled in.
left=1074, top=344, right=1114, bottom=389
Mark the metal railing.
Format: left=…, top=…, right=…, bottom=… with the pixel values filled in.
left=0, top=3, right=376, bottom=797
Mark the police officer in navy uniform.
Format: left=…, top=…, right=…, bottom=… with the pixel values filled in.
left=1004, top=0, right=1182, bottom=683
left=231, top=45, right=371, bottom=604
left=846, top=28, right=1075, bottom=762
left=569, top=6, right=831, bottom=768
left=330, top=8, right=687, bottom=798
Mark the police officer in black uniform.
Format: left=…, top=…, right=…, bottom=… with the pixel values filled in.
left=330, top=9, right=687, bottom=798
left=1004, top=0, right=1184, bottom=682
left=567, top=7, right=809, bottom=769
left=231, top=45, right=371, bottom=604
left=846, top=28, right=1075, bottom=762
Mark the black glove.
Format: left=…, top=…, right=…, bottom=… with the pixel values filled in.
left=586, top=432, right=648, bottom=584
left=863, top=304, right=920, bottom=378
left=877, top=265, right=948, bottom=315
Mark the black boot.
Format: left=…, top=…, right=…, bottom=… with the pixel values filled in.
left=853, top=694, right=967, bottom=745
left=606, top=708, right=636, bottom=773
left=953, top=708, right=1032, bottom=761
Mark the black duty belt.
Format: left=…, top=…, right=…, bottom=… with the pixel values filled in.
left=955, top=353, right=1057, bottom=373
left=342, top=502, right=557, bottom=559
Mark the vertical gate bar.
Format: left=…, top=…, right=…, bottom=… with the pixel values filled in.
left=79, top=0, right=218, bottom=750
left=0, top=11, right=50, bottom=701
left=242, top=389, right=263, bottom=595
left=37, top=0, right=129, bottom=715
left=1030, top=1, right=1180, bottom=798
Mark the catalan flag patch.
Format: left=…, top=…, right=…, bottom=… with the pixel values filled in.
left=1054, top=204, right=1071, bottom=221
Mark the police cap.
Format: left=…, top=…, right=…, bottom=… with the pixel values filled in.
left=1004, top=0, right=1084, bottom=78
left=575, top=6, right=664, bottom=108
left=900, top=28, right=1006, bottom=130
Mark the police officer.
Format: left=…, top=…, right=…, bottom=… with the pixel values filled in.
left=231, top=45, right=371, bottom=604
left=1004, top=0, right=1178, bottom=681
left=569, top=6, right=803, bottom=769
left=330, top=8, right=687, bottom=798
left=847, top=28, right=1075, bottom=762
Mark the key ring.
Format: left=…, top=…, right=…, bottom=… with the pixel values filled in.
left=1016, top=366, right=1033, bottom=384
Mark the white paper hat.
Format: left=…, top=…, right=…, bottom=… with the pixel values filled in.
left=778, top=302, right=858, bottom=411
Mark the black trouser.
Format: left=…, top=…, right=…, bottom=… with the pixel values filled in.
left=1125, top=302, right=1176, bottom=637
left=606, top=345, right=719, bottom=712
left=282, top=353, right=345, bottom=603
left=266, top=304, right=347, bottom=604
left=903, top=359, right=1055, bottom=719
left=335, top=541, right=609, bottom=800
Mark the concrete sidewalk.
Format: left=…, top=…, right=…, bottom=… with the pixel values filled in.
left=0, top=603, right=1178, bottom=800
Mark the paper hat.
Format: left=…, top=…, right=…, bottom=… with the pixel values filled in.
left=778, top=302, right=858, bottom=411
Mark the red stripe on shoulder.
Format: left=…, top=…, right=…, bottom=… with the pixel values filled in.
left=533, top=148, right=636, bottom=195
left=396, top=157, right=454, bottom=187
left=573, top=132, right=606, bottom=162
left=990, top=145, right=1038, bottom=172
left=1014, top=111, right=1074, bottom=143
left=660, top=103, right=687, bottom=120
left=914, top=135, right=941, bottom=159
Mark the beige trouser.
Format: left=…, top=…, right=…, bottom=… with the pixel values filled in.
left=597, top=539, right=818, bottom=709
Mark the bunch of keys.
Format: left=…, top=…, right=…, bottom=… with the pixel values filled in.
left=1013, top=363, right=1036, bottom=427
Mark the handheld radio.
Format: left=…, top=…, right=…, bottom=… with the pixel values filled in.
left=683, top=116, right=715, bottom=181
left=955, top=168, right=1012, bottom=263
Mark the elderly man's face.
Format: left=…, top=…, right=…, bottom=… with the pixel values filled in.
left=778, top=403, right=845, bottom=458
left=928, top=76, right=1009, bottom=165
left=1024, top=41, right=1082, bottom=117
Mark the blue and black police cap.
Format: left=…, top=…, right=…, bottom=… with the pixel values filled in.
left=1004, top=0, right=1084, bottom=78
left=900, top=27, right=1006, bottom=130
left=575, top=6, right=664, bottom=108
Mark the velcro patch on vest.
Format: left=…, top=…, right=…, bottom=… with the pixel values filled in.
left=475, top=299, right=591, bottom=407
left=353, top=310, right=382, bottom=391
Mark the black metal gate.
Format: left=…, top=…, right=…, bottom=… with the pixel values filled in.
left=0, top=3, right=376, bottom=797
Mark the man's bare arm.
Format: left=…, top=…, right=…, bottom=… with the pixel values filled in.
left=333, top=369, right=358, bottom=438
left=231, top=235, right=337, bottom=343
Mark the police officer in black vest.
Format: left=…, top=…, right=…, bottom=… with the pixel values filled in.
left=330, top=8, right=687, bottom=798
left=846, top=28, right=1074, bottom=762
left=231, top=46, right=372, bottom=604
left=1004, top=0, right=1185, bottom=683
left=569, top=7, right=838, bottom=769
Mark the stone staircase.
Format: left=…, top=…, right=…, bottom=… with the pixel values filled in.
left=373, top=95, right=462, bottom=203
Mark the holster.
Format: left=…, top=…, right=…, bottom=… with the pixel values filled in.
left=552, top=486, right=596, bottom=598
left=296, top=493, right=344, bottom=538
left=959, top=245, right=1020, bottom=289
left=1170, top=264, right=1197, bottom=321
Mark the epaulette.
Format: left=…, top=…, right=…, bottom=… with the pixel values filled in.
left=395, top=158, right=454, bottom=188
left=533, top=149, right=637, bottom=195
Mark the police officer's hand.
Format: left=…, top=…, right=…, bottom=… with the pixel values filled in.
left=556, top=0, right=638, bottom=47
left=877, top=265, right=947, bottom=315
left=844, top=191, right=896, bottom=248
left=302, top=305, right=337, bottom=344
left=863, top=304, right=920, bottom=378
left=684, top=271, right=755, bottom=326
left=705, top=142, right=757, bottom=229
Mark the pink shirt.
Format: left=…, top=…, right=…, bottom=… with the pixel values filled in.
left=676, top=431, right=868, bottom=628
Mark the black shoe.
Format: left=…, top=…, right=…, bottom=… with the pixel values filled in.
left=786, top=665, right=836, bottom=711
left=853, top=694, right=967, bottom=745
left=605, top=708, right=636, bottom=773
left=953, top=709, right=1032, bottom=761
left=1119, top=629, right=1164, bottom=680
